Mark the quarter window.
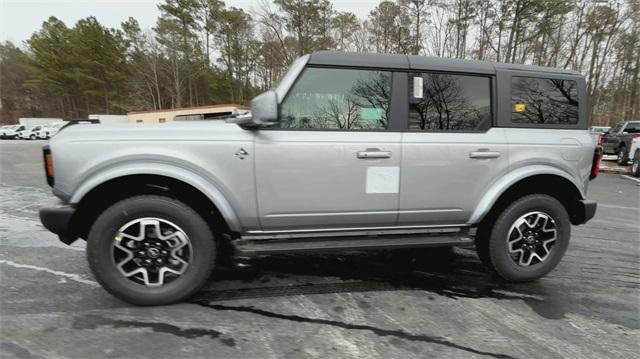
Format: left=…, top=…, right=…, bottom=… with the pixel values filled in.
left=279, top=68, right=392, bottom=130
left=409, top=73, right=492, bottom=131
left=511, top=77, right=578, bottom=125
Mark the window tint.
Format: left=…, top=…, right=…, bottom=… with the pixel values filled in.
left=279, top=68, right=392, bottom=130
left=409, top=73, right=491, bottom=131
left=511, top=77, right=578, bottom=125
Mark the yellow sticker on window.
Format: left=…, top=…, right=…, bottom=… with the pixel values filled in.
left=514, top=103, right=526, bottom=112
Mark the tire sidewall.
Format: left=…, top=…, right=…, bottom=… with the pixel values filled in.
left=489, top=194, right=570, bottom=282
left=87, top=196, right=215, bottom=305
left=632, top=156, right=640, bottom=177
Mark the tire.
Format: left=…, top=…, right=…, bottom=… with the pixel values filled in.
left=30, top=135, right=36, bottom=140
left=478, top=194, right=570, bottom=282
left=617, top=146, right=628, bottom=166
left=632, top=154, right=640, bottom=177
left=87, top=195, right=216, bottom=305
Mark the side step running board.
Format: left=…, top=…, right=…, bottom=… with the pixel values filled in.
left=234, top=231, right=474, bottom=256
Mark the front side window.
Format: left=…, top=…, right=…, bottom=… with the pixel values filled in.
left=511, top=77, right=578, bottom=125
left=409, top=73, right=491, bottom=131
left=279, top=68, right=392, bottom=130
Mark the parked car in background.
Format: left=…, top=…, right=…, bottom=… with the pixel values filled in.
left=36, top=122, right=66, bottom=139
left=18, top=126, right=42, bottom=140
left=601, top=121, right=640, bottom=165
left=589, top=126, right=610, bottom=144
left=1, top=125, right=26, bottom=139
left=629, top=137, right=640, bottom=177
left=40, top=51, right=598, bottom=305
left=0, top=125, right=12, bottom=137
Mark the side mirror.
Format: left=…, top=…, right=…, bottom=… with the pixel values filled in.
left=250, top=90, right=278, bottom=126
left=226, top=90, right=279, bottom=129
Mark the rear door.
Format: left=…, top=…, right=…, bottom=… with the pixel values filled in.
left=254, top=67, right=402, bottom=231
left=398, top=72, right=509, bottom=225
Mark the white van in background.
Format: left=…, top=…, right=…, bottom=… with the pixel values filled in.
left=37, top=122, right=67, bottom=139
left=1, top=125, right=26, bottom=139
left=18, top=126, right=43, bottom=140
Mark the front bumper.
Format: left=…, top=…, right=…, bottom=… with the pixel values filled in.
left=39, top=204, right=77, bottom=244
left=577, top=200, right=597, bottom=224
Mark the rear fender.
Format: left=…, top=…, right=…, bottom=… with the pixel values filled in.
left=469, top=165, right=585, bottom=224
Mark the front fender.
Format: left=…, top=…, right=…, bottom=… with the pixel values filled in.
left=468, top=164, right=586, bottom=224
left=69, top=161, right=242, bottom=232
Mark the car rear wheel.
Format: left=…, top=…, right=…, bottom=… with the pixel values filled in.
left=87, top=195, right=216, bottom=305
left=617, top=147, right=628, bottom=165
left=632, top=154, right=640, bottom=177
left=478, top=194, right=570, bottom=282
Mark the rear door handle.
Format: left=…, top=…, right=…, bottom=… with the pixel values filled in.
left=469, top=150, right=501, bottom=159
left=357, top=149, right=392, bottom=159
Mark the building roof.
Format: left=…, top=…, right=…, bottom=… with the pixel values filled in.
left=128, top=103, right=249, bottom=115
left=308, top=51, right=582, bottom=76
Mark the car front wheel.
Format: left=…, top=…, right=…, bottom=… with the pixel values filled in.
left=632, top=153, right=640, bottom=177
left=479, top=194, right=570, bottom=282
left=87, top=195, right=216, bottom=305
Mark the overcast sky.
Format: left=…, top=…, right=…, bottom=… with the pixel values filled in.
left=0, top=0, right=379, bottom=45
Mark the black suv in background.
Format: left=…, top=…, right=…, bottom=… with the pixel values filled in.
left=602, top=121, right=640, bottom=165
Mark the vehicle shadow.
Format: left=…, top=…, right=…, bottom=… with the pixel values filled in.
left=192, top=247, right=637, bottom=329
left=196, top=248, right=524, bottom=302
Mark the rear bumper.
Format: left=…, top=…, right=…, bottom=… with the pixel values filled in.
left=39, top=204, right=78, bottom=245
left=577, top=200, right=597, bottom=224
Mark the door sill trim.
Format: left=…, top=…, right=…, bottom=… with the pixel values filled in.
left=235, top=230, right=474, bottom=256
left=243, top=224, right=472, bottom=240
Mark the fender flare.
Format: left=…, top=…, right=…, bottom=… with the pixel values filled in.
left=468, top=165, right=586, bottom=224
left=69, top=161, right=242, bottom=232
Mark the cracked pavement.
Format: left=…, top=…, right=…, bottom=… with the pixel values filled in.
left=1, top=140, right=639, bottom=358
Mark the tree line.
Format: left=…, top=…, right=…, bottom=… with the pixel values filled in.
left=1, top=0, right=638, bottom=125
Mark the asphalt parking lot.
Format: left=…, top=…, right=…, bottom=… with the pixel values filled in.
left=1, top=140, right=638, bottom=359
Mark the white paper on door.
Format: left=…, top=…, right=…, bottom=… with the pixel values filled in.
left=366, top=166, right=400, bottom=194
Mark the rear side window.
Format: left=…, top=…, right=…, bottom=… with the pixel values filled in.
left=409, top=73, right=492, bottom=131
left=511, top=77, right=578, bottom=125
left=279, top=67, right=392, bottom=130
left=624, top=122, right=640, bottom=133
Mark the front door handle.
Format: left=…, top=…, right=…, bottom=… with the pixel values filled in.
left=469, top=150, right=501, bottom=159
left=357, top=149, right=392, bottom=159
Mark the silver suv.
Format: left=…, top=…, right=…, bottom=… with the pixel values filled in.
left=40, top=52, right=599, bottom=305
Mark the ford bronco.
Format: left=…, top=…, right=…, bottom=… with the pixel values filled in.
left=40, top=52, right=598, bottom=305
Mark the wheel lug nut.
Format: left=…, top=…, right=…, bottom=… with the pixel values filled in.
left=145, top=259, right=152, bottom=265
left=161, top=250, right=167, bottom=255
left=144, top=242, right=150, bottom=247
left=156, top=259, right=163, bottom=264
left=138, top=251, right=145, bottom=256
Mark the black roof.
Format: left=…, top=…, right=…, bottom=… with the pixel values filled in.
left=308, top=51, right=582, bottom=76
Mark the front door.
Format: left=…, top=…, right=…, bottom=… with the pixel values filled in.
left=602, top=122, right=623, bottom=154
left=254, top=67, right=401, bottom=231
left=398, top=72, right=509, bottom=225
